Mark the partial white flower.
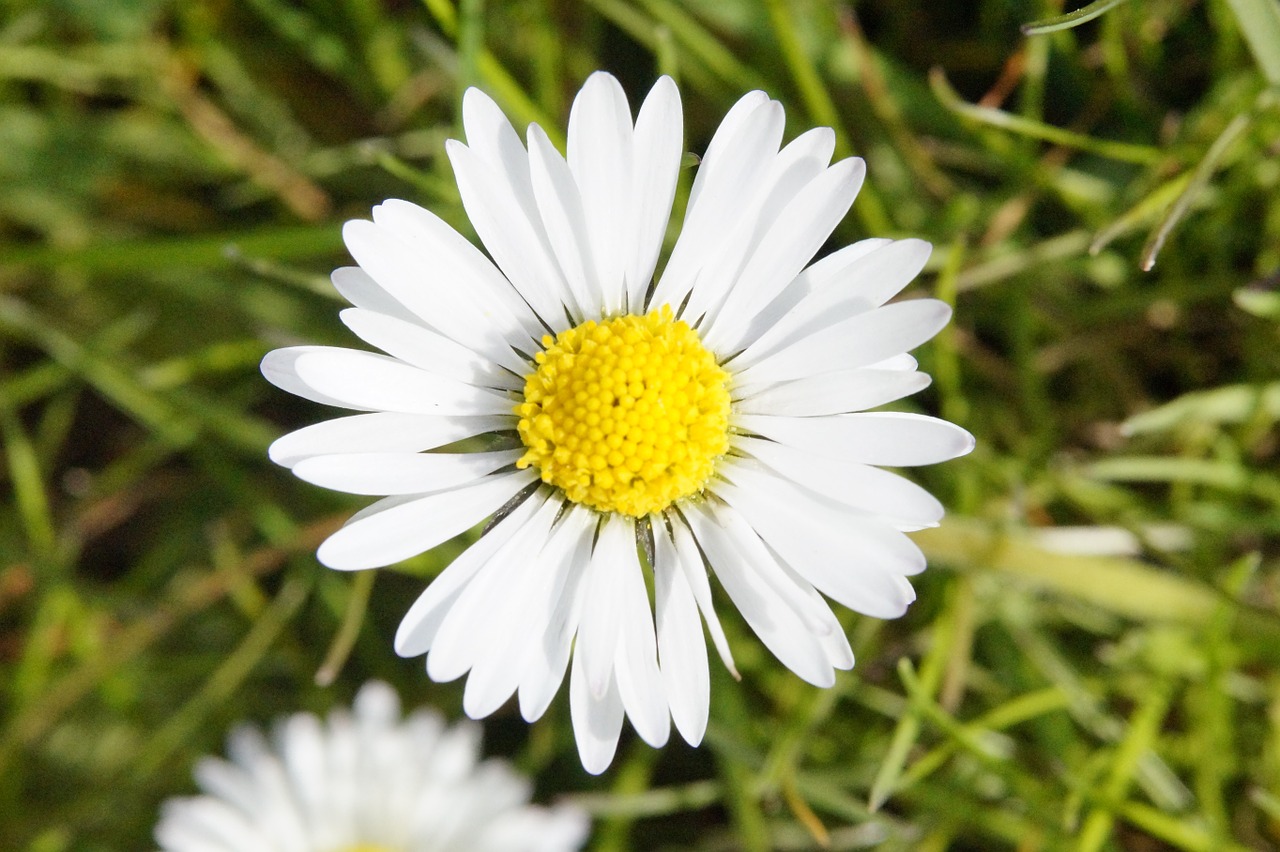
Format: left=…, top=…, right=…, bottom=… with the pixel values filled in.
left=154, top=681, right=589, bottom=852
left=262, top=72, right=974, bottom=774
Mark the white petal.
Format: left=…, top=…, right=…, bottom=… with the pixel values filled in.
left=394, top=489, right=550, bottom=657
left=650, top=96, right=784, bottom=312
left=735, top=238, right=892, bottom=351
left=369, top=199, right=546, bottom=345
left=330, top=266, right=418, bottom=323
left=317, top=468, right=535, bottom=570
left=734, top=299, right=952, bottom=391
left=261, top=346, right=361, bottom=410
left=291, top=347, right=513, bottom=416
left=568, top=71, right=634, bottom=315
left=268, top=412, right=512, bottom=469
left=526, top=124, right=599, bottom=320
left=682, top=127, right=839, bottom=331
left=455, top=497, right=570, bottom=715
left=681, top=501, right=835, bottom=687
left=664, top=516, right=737, bottom=679
left=736, top=369, right=932, bottom=417
left=576, top=513, right=631, bottom=698
left=737, top=435, right=944, bottom=529
left=569, top=646, right=624, bottom=775
left=612, top=529, right=670, bottom=748
left=716, top=459, right=922, bottom=618
left=519, top=505, right=597, bottom=722
left=736, top=412, right=976, bottom=466
left=460, top=503, right=594, bottom=722
left=733, top=239, right=934, bottom=370
left=291, top=449, right=522, bottom=496
left=627, top=75, right=682, bottom=309
left=444, top=142, right=569, bottom=329
left=705, top=157, right=866, bottom=354
left=339, top=308, right=520, bottom=391
left=425, top=493, right=562, bottom=684
left=455, top=91, right=569, bottom=325
left=342, top=218, right=531, bottom=375
left=653, top=524, right=709, bottom=745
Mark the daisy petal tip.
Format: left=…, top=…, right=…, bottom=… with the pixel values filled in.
left=316, top=536, right=380, bottom=572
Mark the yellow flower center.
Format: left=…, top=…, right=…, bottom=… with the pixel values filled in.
left=516, top=305, right=731, bottom=517
left=336, top=847, right=395, bottom=852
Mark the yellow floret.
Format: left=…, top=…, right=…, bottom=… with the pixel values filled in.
left=515, top=305, right=731, bottom=517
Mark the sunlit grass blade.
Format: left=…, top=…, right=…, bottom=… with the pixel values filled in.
left=929, top=68, right=1165, bottom=165
left=1021, top=0, right=1133, bottom=36
left=1223, top=0, right=1280, bottom=84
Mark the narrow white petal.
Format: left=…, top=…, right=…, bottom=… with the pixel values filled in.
left=684, top=90, right=771, bottom=212
left=736, top=238, right=892, bottom=351
left=705, top=157, right=865, bottom=354
left=681, top=126, right=838, bottom=330
left=317, top=468, right=536, bottom=570
left=737, top=435, right=944, bottom=529
left=736, top=411, right=976, bottom=466
left=653, top=524, right=710, bottom=745
left=651, top=97, right=784, bottom=313
left=456, top=497, right=570, bottom=716
left=526, top=124, right=599, bottom=320
left=792, top=575, right=856, bottom=670
left=394, top=489, right=550, bottom=657
left=339, top=308, right=521, bottom=391
left=735, top=369, right=932, bottom=417
left=330, top=266, right=418, bottom=323
left=292, top=348, right=513, bottom=416
left=682, top=501, right=834, bottom=687
left=518, top=505, right=597, bottom=722
left=734, top=299, right=951, bottom=391
left=462, top=502, right=595, bottom=721
left=567, top=71, right=634, bottom=315
left=570, top=647, right=624, bottom=775
left=576, top=514, right=631, bottom=698
left=261, top=346, right=362, bottom=410
left=426, top=494, right=563, bottom=685
left=733, top=239, right=934, bottom=369
left=612, top=528, right=671, bottom=748
left=342, top=219, right=531, bottom=375
left=627, top=75, right=682, bottom=309
left=445, top=139, right=568, bottom=326
left=369, top=199, right=546, bottom=345
left=292, top=449, right=522, bottom=496
left=268, top=412, right=512, bottom=469
left=717, top=459, right=922, bottom=618
left=666, top=515, right=737, bottom=678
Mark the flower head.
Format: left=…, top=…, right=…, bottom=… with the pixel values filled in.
left=154, top=681, right=589, bottom=851
left=262, top=72, right=974, bottom=773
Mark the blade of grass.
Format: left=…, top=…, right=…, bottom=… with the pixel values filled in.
left=1223, top=0, right=1280, bottom=84
left=1140, top=111, right=1251, bottom=271
left=133, top=570, right=312, bottom=775
left=314, top=569, right=376, bottom=686
left=1075, top=678, right=1175, bottom=852
left=1021, top=0, right=1134, bottom=36
left=765, top=0, right=892, bottom=233
left=930, top=68, right=1165, bottom=165
left=0, top=398, right=56, bottom=560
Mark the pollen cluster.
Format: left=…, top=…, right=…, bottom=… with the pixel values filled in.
left=516, top=306, right=731, bottom=517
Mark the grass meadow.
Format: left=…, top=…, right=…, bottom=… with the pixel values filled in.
left=3, top=0, right=1280, bottom=848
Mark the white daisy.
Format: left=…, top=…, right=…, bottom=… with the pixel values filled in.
left=154, top=681, right=589, bottom=852
left=261, top=72, right=974, bottom=774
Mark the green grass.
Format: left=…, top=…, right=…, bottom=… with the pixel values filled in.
left=3, top=0, right=1280, bottom=849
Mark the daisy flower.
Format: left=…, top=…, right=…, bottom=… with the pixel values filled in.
left=154, top=681, right=589, bottom=851
left=261, top=72, right=974, bottom=774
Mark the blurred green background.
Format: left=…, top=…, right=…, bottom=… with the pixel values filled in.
left=3, top=0, right=1280, bottom=848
